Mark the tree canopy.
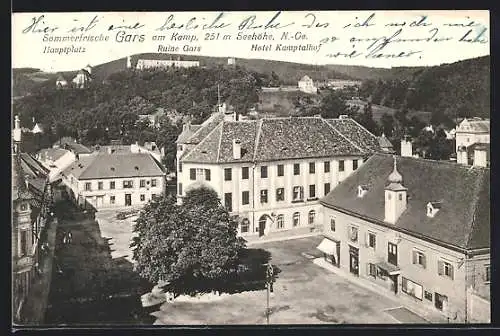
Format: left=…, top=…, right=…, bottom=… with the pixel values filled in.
left=131, top=190, right=246, bottom=293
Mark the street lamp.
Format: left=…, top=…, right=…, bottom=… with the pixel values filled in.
left=265, top=263, right=274, bottom=325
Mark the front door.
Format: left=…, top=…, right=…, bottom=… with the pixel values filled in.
left=258, top=216, right=266, bottom=237
left=96, top=196, right=104, bottom=208
left=390, top=275, right=398, bottom=294
left=435, top=293, right=448, bottom=311
left=349, top=245, right=359, bottom=276
left=125, top=194, right=132, bottom=206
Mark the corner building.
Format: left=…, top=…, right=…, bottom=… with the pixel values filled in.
left=319, top=154, right=490, bottom=323
left=176, top=112, right=382, bottom=237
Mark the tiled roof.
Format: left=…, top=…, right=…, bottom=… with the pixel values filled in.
left=326, top=118, right=382, bottom=152
left=62, top=141, right=93, bottom=154
left=176, top=125, right=202, bottom=144
left=38, top=148, right=68, bottom=162
left=457, top=118, right=490, bottom=133
left=321, top=153, right=490, bottom=250
left=378, top=135, right=394, bottom=149
left=19, top=153, right=49, bottom=178
left=182, top=116, right=378, bottom=164
left=183, top=113, right=225, bottom=144
left=63, top=153, right=165, bottom=180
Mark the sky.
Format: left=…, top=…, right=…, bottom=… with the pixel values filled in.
left=12, top=10, right=490, bottom=72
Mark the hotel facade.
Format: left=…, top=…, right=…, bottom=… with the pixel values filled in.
left=176, top=110, right=383, bottom=237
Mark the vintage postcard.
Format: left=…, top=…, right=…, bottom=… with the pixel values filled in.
left=11, top=10, right=490, bottom=327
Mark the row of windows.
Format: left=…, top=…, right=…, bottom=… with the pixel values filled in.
left=84, top=179, right=158, bottom=191
left=220, top=160, right=358, bottom=181
left=106, top=194, right=157, bottom=204
left=330, top=218, right=457, bottom=280
left=219, top=184, right=331, bottom=209
left=240, top=210, right=317, bottom=233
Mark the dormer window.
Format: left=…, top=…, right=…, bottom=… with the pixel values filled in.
left=358, top=185, right=369, bottom=198
left=427, top=201, right=442, bottom=218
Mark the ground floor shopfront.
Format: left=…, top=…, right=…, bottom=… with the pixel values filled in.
left=316, top=236, right=461, bottom=322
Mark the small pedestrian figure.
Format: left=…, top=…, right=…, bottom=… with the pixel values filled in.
left=63, top=235, right=68, bottom=245
left=67, top=231, right=73, bottom=244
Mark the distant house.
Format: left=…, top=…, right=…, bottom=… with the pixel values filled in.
left=228, top=57, right=236, bottom=65
left=55, top=74, right=68, bottom=89
left=72, top=69, right=92, bottom=89
left=136, top=58, right=200, bottom=70
left=137, top=108, right=166, bottom=128
left=298, top=75, right=318, bottom=94
left=327, top=79, right=363, bottom=90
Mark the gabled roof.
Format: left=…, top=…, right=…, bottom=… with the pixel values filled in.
left=378, top=135, right=394, bottom=149
left=38, top=148, right=69, bottom=162
left=456, top=118, right=490, bottom=133
left=326, top=118, right=382, bottom=153
left=181, top=116, right=378, bottom=164
left=62, top=153, right=165, bottom=180
left=182, top=113, right=225, bottom=145
left=321, top=153, right=490, bottom=250
left=299, top=75, right=312, bottom=82
left=176, top=125, right=202, bottom=144
left=60, top=141, right=93, bottom=154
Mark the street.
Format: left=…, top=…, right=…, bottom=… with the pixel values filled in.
left=45, top=203, right=431, bottom=325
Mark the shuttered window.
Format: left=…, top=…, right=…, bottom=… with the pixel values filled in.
left=438, top=260, right=454, bottom=280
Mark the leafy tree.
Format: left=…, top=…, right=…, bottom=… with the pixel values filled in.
left=182, top=186, right=221, bottom=210
left=427, top=137, right=454, bottom=160
left=131, top=192, right=246, bottom=293
left=318, top=89, right=351, bottom=118
left=354, top=102, right=379, bottom=135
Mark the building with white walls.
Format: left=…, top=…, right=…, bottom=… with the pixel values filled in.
left=176, top=108, right=382, bottom=238
left=319, top=154, right=490, bottom=323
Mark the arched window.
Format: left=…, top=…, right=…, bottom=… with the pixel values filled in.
left=308, top=210, right=316, bottom=225
left=293, top=212, right=300, bottom=227
left=241, top=218, right=250, bottom=233
left=277, top=214, right=284, bottom=229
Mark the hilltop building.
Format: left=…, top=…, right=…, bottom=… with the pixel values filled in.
left=55, top=74, right=68, bottom=89
left=136, top=58, right=200, bottom=70
left=298, top=75, right=318, bottom=94
left=228, top=57, right=236, bottom=65
left=176, top=107, right=382, bottom=237
left=326, top=79, right=363, bottom=90
left=127, top=55, right=132, bottom=69
left=72, top=68, right=92, bottom=89
left=455, top=118, right=490, bottom=166
left=319, top=154, right=490, bottom=323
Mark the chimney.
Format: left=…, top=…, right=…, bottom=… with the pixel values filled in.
left=400, top=137, right=413, bottom=157
left=233, top=139, right=242, bottom=159
left=457, top=146, right=468, bottom=165
left=473, top=144, right=488, bottom=167
left=384, top=156, right=407, bottom=224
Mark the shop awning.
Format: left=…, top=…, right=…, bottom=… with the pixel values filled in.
left=376, top=261, right=401, bottom=275
left=316, top=238, right=337, bottom=255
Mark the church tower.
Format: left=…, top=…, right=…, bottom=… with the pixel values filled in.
left=384, top=156, right=408, bottom=224
left=12, top=115, right=22, bottom=153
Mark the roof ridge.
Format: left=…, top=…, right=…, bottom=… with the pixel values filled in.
left=323, top=119, right=365, bottom=153
left=216, top=122, right=225, bottom=162
left=253, top=119, right=264, bottom=161
left=346, top=117, right=379, bottom=141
